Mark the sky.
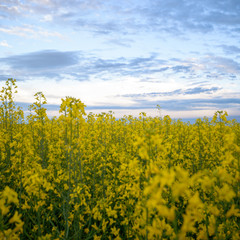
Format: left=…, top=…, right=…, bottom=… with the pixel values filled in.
left=0, top=0, right=240, bottom=120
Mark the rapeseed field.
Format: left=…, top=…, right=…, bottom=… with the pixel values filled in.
left=0, top=79, right=239, bottom=239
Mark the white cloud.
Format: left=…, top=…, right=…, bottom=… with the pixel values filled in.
left=41, top=14, right=53, bottom=22
left=0, top=25, right=63, bottom=39
left=0, top=40, right=11, bottom=48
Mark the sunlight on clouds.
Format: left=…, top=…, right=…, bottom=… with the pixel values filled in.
left=0, top=25, right=63, bottom=39
left=16, top=77, right=141, bottom=106
left=15, top=75, right=224, bottom=104
left=15, top=76, right=181, bottom=107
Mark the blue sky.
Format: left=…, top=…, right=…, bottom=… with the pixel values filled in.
left=0, top=0, right=240, bottom=119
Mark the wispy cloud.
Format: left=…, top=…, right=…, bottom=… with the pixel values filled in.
left=131, top=97, right=240, bottom=111
left=0, top=1, right=22, bottom=19
left=105, top=37, right=134, bottom=47
left=203, top=56, right=240, bottom=74
left=0, top=50, right=163, bottom=80
left=1, top=0, right=240, bottom=36
left=0, top=25, right=63, bottom=39
left=121, top=87, right=221, bottom=98
left=143, top=0, right=240, bottom=35
left=0, top=50, right=239, bottom=83
left=79, top=97, right=240, bottom=113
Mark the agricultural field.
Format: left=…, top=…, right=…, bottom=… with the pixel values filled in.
left=0, top=79, right=239, bottom=240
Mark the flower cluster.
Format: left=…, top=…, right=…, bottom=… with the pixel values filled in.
left=0, top=79, right=239, bottom=239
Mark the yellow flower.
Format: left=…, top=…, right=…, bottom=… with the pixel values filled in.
left=109, top=218, right=116, bottom=225
left=92, top=223, right=99, bottom=231
left=106, top=206, right=117, bottom=218
left=155, top=205, right=175, bottom=222
left=38, top=233, right=52, bottom=240
left=208, top=215, right=216, bottom=236
left=226, top=204, right=240, bottom=218
left=216, top=184, right=235, bottom=202
left=2, top=186, right=19, bottom=205
left=208, top=204, right=220, bottom=217
left=102, top=219, right=108, bottom=232
left=114, top=236, right=122, bottom=240
left=9, top=211, right=22, bottom=224
left=188, top=192, right=204, bottom=208
left=0, top=198, right=9, bottom=215
left=111, top=226, right=120, bottom=236
left=94, top=235, right=101, bottom=240
left=139, top=146, right=149, bottom=160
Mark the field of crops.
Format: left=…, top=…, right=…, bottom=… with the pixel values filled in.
left=0, top=79, right=239, bottom=240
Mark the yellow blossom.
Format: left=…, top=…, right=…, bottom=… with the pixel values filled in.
left=111, top=226, right=120, bottom=236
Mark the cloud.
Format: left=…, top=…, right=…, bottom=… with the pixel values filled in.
left=0, top=50, right=82, bottom=80
left=0, top=50, right=164, bottom=80
left=167, top=56, right=240, bottom=78
left=75, top=54, right=166, bottom=77
left=184, top=87, right=220, bottom=95
left=0, top=25, right=63, bottom=39
left=40, top=14, right=53, bottom=22
left=144, top=0, right=240, bottom=34
left=132, top=97, right=240, bottom=111
left=80, top=97, right=240, bottom=114
left=219, top=44, right=240, bottom=55
left=172, top=65, right=191, bottom=73
left=1, top=0, right=239, bottom=36
left=0, top=0, right=105, bottom=22
left=204, top=56, right=240, bottom=74
left=0, top=75, right=13, bottom=81
left=1, top=49, right=239, bottom=84
left=121, top=87, right=221, bottom=98
left=0, top=1, right=21, bottom=19
left=0, top=40, right=11, bottom=48
left=0, top=0, right=53, bottom=19
left=106, top=38, right=134, bottom=47
left=1, top=50, right=80, bottom=70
